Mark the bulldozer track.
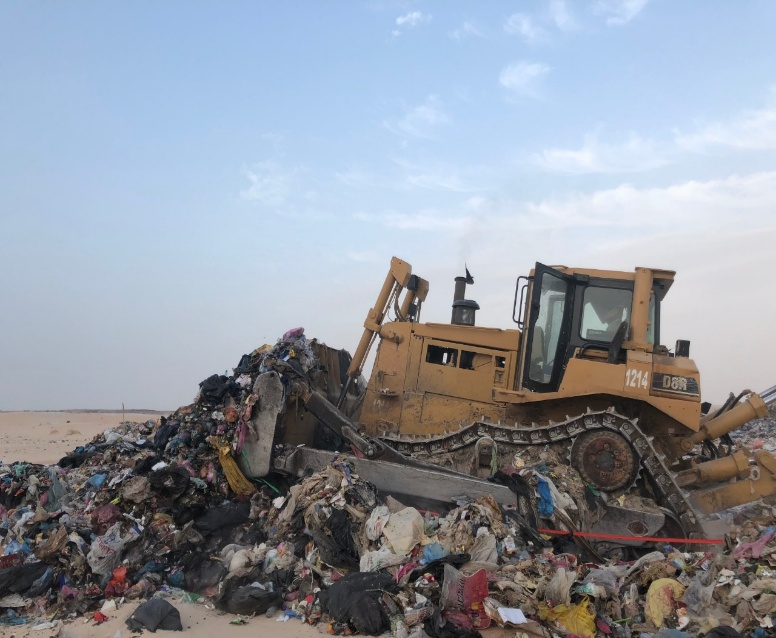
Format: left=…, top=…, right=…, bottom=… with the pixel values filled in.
left=379, top=408, right=705, bottom=538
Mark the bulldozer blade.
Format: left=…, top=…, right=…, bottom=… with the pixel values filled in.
left=273, top=446, right=517, bottom=512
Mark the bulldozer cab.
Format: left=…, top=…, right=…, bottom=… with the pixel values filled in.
left=518, top=262, right=659, bottom=393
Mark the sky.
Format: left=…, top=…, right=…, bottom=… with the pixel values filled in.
left=1, top=0, right=775, bottom=411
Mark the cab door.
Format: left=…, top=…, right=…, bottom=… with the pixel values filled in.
left=519, top=263, right=575, bottom=393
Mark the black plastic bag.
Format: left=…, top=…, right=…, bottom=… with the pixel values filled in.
left=194, top=502, right=250, bottom=534
left=234, top=354, right=253, bottom=375
left=220, top=584, right=281, bottom=615
left=153, top=418, right=178, bottom=450
left=325, top=509, right=359, bottom=560
left=0, top=562, right=49, bottom=596
left=126, top=598, right=182, bottom=632
left=148, top=467, right=190, bottom=499
left=305, top=525, right=359, bottom=571
left=198, top=374, right=239, bottom=404
left=180, top=552, right=227, bottom=594
left=321, top=571, right=396, bottom=635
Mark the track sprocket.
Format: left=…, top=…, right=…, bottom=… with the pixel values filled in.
left=569, top=430, right=638, bottom=492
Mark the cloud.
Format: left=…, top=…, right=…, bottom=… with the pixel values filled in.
left=449, top=21, right=483, bottom=41
left=383, top=95, right=450, bottom=139
left=355, top=209, right=473, bottom=232
left=533, top=134, right=669, bottom=174
left=498, top=61, right=550, bottom=97
left=356, top=170, right=776, bottom=236
left=240, top=161, right=292, bottom=206
left=393, top=11, right=431, bottom=35
left=504, top=13, right=546, bottom=43
left=548, top=0, right=578, bottom=31
left=392, top=158, right=484, bottom=192
left=675, top=96, right=776, bottom=153
left=594, top=0, right=651, bottom=25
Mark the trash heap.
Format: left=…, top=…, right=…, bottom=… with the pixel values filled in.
left=1, top=330, right=776, bottom=637
left=732, top=404, right=776, bottom=454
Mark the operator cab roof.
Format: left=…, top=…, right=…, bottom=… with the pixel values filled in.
left=532, top=265, right=675, bottom=301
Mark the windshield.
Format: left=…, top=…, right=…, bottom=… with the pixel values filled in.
left=580, top=286, right=632, bottom=342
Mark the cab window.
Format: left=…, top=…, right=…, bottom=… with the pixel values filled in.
left=528, top=272, right=568, bottom=384
left=580, top=287, right=632, bottom=342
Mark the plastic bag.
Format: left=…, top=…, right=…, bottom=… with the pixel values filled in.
left=365, top=505, right=390, bottom=541
left=126, top=598, right=182, bottom=632
left=219, top=584, right=281, bottom=616
left=538, top=599, right=596, bottom=638
left=544, top=568, right=577, bottom=606
left=421, top=543, right=447, bottom=565
left=148, top=466, right=190, bottom=499
left=440, top=564, right=488, bottom=612
left=645, top=578, right=686, bottom=628
left=383, top=507, right=426, bottom=555
left=360, top=548, right=407, bottom=572
left=582, top=568, right=618, bottom=597
left=468, top=532, right=497, bottom=564
left=322, top=571, right=396, bottom=636
left=537, top=477, right=554, bottom=517
left=87, top=522, right=125, bottom=576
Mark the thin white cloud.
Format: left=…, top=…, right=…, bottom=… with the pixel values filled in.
left=449, top=21, right=483, bottom=41
left=393, top=11, right=431, bottom=35
left=504, top=13, right=546, bottom=43
left=383, top=95, right=450, bottom=139
left=675, top=97, right=776, bottom=153
left=356, top=171, right=776, bottom=235
left=548, top=0, right=578, bottom=31
left=335, top=168, right=384, bottom=190
left=533, top=134, right=669, bottom=174
left=355, top=209, right=472, bottom=232
left=499, top=61, right=550, bottom=97
left=392, top=158, right=483, bottom=193
left=594, top=0, right=651, bottom=25
left=240, top=161, right=292, bottom=206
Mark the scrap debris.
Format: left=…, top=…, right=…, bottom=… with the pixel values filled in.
left=1, top=329, right=776, bottom=637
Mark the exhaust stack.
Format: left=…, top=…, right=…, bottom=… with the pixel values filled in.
left=451, top=266, right=479, bottom=326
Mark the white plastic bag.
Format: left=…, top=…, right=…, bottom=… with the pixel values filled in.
left=87, top=522, right=125, bottom=576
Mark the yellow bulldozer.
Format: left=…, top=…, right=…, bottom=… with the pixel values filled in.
left=240, top=257, right=776, bottom=552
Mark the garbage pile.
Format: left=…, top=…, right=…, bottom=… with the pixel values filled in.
left=732, top=404, right=776, bottom=454
left=1, top=329, right=776, bottom=637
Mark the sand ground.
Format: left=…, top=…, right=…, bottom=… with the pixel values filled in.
left=0, top=412, right=517, bottom=638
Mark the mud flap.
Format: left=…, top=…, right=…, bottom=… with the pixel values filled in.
left=237, top=371, right=285, bottom=478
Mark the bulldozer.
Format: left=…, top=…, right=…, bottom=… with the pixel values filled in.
left=239, top=257, right=776, bottom=552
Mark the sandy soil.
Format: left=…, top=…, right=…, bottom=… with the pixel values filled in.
left=0, top=412, right=165, bottom=466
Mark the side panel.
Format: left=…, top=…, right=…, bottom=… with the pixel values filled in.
left=416, top=339, right=504, bottom=404
left=359, top=322, right=413, bottom=436
left=495, top=356, right=702, bottom=430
